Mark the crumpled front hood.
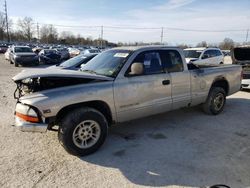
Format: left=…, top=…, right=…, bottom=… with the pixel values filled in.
left=12, top=68, right=114, bottom=82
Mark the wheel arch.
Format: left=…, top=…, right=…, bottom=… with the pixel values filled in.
left=56, top=100, right=113, bottom=126
left=210, top=77, right=229, bottom=95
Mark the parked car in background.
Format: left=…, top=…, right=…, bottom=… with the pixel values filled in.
left=48, top=54, right=97, bottom=70
left=0, top=45, right=8, bottom=53
left=68, top=48, right=80, bottom=58
left=55, top=48, right=70, bottom=60
left=184, top=47, right=224, bottom=65
left=4, top=48, right=11, bottom=60
left=32, top=47, right=43, bottom=55
left=231, top=45, right=250, bottom=89
left=12, top=46, right=242, bottom=156
left=9, top=46, right=39, bottom=67
left=39, top=49, right=62, bottom=64
left=81, top=48, right=101, bottom=55
left=222, top=50, right=231, bottom=56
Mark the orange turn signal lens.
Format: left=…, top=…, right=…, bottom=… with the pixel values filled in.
left=15, top=112, right=39, bottom=123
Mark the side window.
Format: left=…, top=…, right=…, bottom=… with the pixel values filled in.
left=131, top=51, right=163, bottom=75
left=160, top=50, right=184, bottom=73
left=202, top=50, right=210, bottom=58
left=216, top=50, right=222, bottom=56
left=210, top=50, right=217, bottom=57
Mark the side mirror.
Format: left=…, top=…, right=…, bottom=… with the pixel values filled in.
left=202, top=54, right=209, bottom=59
left=128, top=62, right=144, bottom=76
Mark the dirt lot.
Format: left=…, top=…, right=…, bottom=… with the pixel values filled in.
left=0, top=54, right=249, bottom=188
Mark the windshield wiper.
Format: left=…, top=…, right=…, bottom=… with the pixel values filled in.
left=81, top=69, right=98, bottom=75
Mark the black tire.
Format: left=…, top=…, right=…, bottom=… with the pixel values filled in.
left=14, top=61, right=18, bottom=67
left=202, top=87, right=226, bottom=115
left=58, top=107, right=108, bottom=156
left=220, top=62, right=223, bottom=65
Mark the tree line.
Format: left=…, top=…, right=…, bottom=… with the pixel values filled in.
left=0, top=14, right=248, bottom=49
left=0, top=15, right=113, bottom=46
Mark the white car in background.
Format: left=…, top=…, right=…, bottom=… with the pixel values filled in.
left=81, top=48, right=101, bottom=55
left=184, top=47, right=224, bottom=65
left=4, top=48, right=11, bottom=60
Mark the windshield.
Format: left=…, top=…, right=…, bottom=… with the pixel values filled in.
left=14, top=47, right=33, bottom=53
left=184, top=50, right=202, bottom=58
left=80, top=50, right=131, bottom=77
left=88, top=49, right=100, bottom=53
left=59, top=55, right=88, bottom=67
left=45, top=50, right=57, bottom=54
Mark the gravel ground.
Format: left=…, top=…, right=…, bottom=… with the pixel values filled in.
left=0, top=55, right=249, bottom=188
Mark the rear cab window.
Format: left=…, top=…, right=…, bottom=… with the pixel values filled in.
left=160, top=50, right=184, bottom=73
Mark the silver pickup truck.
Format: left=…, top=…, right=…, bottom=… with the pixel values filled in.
left=13, top=46, right=242, bottom=156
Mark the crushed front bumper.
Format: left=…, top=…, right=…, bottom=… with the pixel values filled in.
left=242, top=79, right=250, bottom=89
left=15, top=116, right=48, bottom=133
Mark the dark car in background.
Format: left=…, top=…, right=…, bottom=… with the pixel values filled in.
left=0, top=45, right=8, bottom=53
left=39, top=49, right=62, bottom=64
left=55, top=48, right=70, bottom=60
left=231, top=45, right=250, bottom=89
left=9, top=46, right=39, bottom=67
left=48, top=54, right=97, bottom=70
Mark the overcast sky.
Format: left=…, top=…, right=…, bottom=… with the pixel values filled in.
left=6, top=0, right=250, bottom=45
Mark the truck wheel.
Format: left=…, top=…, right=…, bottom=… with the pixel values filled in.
left=202, top=87, right=226, bottom=115
left=58, top=107, right=108, bottom=156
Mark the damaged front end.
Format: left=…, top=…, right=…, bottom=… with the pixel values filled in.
left=14, top=77, right=96, bottom=99
left=12, top=69, right=114, bottom=99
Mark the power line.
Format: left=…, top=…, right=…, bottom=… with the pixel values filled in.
left=246, top=29, right=249, bottom=43
left=160, top=27, right=164, bottom=44
left=4, top=0, right=10, bottom=42
left=37, top=22, right=40, bottom=41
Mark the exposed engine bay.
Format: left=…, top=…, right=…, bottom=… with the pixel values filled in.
left=14, top=77, right=99, bottom=99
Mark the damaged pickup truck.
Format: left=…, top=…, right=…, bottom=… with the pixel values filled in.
left=231, top=45, right=250, bottom=89
left=13, top=46, right=242, bottom=156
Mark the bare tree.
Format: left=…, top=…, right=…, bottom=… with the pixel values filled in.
left=40, top=24, right=58, bottom=43
left=18, top=17, right=34, bottom=41
left=219, top=38, right=235, bottom=50
left=0, top=12, right=6, bottom=41
left=196, top=41, right=207, bottom=47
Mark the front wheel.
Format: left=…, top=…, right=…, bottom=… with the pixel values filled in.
left=202, top=87, right=226, bottom=115
left=14, top=61, right=18, bottom=67
left=58, top=107, right=108, bottom=156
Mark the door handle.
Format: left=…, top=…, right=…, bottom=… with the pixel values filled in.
left=162, top=80, right=170, bottom=85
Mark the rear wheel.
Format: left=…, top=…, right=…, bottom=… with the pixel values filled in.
left=202, top=87, right=226, bottom=115
left=58, top=107, right=108, bottom=156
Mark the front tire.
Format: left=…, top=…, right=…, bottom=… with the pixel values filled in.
left=14, top=61, right=18, bottom=67
left=58, top=107, right=108, bottom=156
left=202, top=87, right=226, bottom=115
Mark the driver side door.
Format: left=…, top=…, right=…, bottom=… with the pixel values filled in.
left=113, top=50, right=172, bottom=122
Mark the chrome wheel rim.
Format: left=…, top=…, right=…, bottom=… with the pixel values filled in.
left=213, top=93, right=225, bottom=111
left=72, top=120, right=101, bottom=149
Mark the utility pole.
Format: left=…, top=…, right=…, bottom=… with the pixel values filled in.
left=36, top=22, right=40, bottom=42
left=160, top=27, right=164, bottom=44
left=245, top=29, right=249, bottom=43
left=100, top=25, right=103, bottom=48
left=4, top=0, right=10, bottom=42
